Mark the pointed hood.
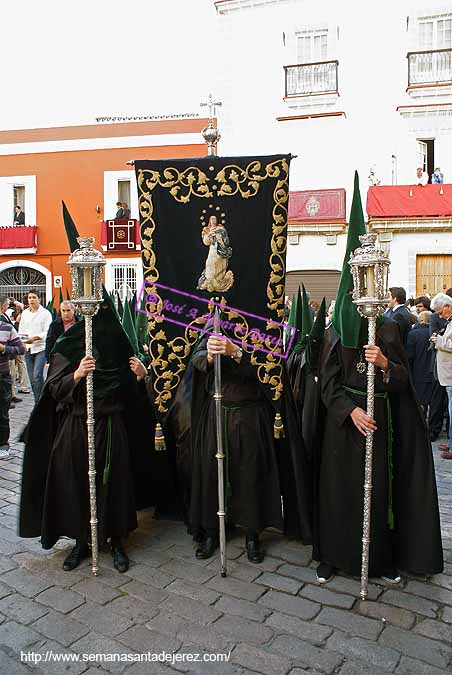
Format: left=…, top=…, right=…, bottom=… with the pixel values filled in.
left=62, top=201, right=80, bottom=253
left=332, top=172, right=367, bottom=348
left=122, top=296, right=139, bottom=357
left=301, top=284, right=314, bottom=337
left=116, top=293, right=124, bottom=319
left=135, top=293, right=149, bottom=354
left=295, top=286, right=303, bottom=331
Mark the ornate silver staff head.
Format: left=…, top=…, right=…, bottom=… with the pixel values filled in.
left=349, top=234, right=390, bottom=319
left=68, top=237, right=106, bottom=316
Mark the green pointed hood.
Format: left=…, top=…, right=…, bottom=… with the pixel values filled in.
left=116, top=293, right=124, bottom=319
left=62, top=201, right=80, bottom=253
left=122, top=296, right=139, bottom=357
left=295, top=286, right=303, bottom=331
left=66, top=288, right=71, bottom=301
left=301, top=284, right=314, bottom=337
left=332, top=172, right=367, bottom=348
left=58, top=287, right=64, bottom=306
left=285, top=293, right=297, bottom=346
left=46, top=295, right=55, bottom=315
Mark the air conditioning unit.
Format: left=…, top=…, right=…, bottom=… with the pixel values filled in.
left=288, top=234, right=299, bottom=245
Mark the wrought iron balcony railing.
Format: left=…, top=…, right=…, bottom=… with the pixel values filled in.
left=284, top=60, right=339, bottom=97
left=408, top=48, right=452, bottom=86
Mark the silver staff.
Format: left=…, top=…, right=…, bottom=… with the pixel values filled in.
left=213, top=306, right=227, bottom=577
left=68, top=237, right=106, bottom=576
left=349, top=234, right=390, bottom=600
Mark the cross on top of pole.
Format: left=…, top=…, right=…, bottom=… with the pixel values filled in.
left=200, top=94, right=222, bottom=122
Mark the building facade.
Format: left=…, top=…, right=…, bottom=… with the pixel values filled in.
left=0, top=117, right=207, bottom=305
left=213, top=0, right=452, bottom=301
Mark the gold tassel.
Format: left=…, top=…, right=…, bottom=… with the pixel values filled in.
left=274, top=412, right=285, bottom=439
left=440, top=184, right=444, bottom=195
left=409, top=186, right=413, bottom=197
left=155, top=423, right=166, bottom=451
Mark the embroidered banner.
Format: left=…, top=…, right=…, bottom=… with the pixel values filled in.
left=289, top=188, right=346, bottom=221
left=134, top=155, right=291, bottom=416
left=100, top=219, right=140, bottom=251
left=367, top=184, right=452, bottom=218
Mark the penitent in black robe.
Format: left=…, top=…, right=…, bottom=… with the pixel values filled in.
left=189, top=335, right=312, bottom=541
left=315, top=321, right=443, bottom=577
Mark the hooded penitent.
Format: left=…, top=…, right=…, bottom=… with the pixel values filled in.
left=313, top=174, right=443, bottom=576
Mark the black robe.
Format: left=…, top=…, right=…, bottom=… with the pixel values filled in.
left=315, top=322, right=443, bottom=577
left=19, top=353, right=161, bottom=549
left=189, top=335, right=312, bottom=541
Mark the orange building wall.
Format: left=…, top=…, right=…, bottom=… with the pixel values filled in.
left=0, top=142, right=206, bottom=299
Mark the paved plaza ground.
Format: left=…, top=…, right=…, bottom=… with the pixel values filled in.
left=0, top=394, right=451, bottom=674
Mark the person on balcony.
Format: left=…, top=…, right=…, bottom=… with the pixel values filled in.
left=416, top=167, right=429, bottom=186
left=122, top=203, right=131, bottom=219
left=13, top=206, right=25, bottom=226
left=431, top=168, right=444, bottom=185
left=115, top=202, right=124, bottom=219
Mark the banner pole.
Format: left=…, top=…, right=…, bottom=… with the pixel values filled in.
left=213, top=306, right=227, bottom=577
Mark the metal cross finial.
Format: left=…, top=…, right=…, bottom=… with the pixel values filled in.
left=200, top=94, right=222, bottom=122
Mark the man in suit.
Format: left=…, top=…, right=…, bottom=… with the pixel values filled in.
left=13, top=206, right=25, bottom=226
left=385, top=287, right=412, bottom=346
left=431, top=292, right=452, bottom=459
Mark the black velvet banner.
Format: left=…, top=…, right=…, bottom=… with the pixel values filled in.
left=134, top=154, right=291, bottom=417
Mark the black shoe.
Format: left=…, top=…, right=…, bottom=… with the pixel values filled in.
left=316, top=562, right=335, bottom=584
left=9, top=405, right=15, bottom=410
left=246, top=535, right=264, bottom=564
left=111, top=544, right=129, bottom=573
left=11, top=397, right=22, bottom=403
left=195, top=536, right=218, bottom=559
left=63, top=542, right=89, bottom=571
left=381, top=569, right=401, bottom=584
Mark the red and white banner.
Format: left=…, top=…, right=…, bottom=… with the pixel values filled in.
left=100, top=219, right=141, bottom=251
left=289, top=188, right=346, bottom=221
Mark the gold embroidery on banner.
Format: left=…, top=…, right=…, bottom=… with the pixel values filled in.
left=138, top=158, right=289, bottom=412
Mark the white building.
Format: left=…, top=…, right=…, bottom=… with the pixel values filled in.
left=213, top=0, right=452, bottom=301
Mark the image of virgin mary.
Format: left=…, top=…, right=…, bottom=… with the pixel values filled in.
left=197, top=215, right=234, bottom=293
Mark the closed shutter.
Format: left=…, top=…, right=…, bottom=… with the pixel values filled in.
left=416, top=255, right=452, bottom=296
left=285, top=269, right=341, bottom=305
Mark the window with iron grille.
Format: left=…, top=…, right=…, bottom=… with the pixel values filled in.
left=112, top=263, right=137, bottom=301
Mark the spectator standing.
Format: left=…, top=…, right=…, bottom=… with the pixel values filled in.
left=414, top=296, right=432, bottom=313
left=45, top=301, right=78, bottom=361
left=428, top=297, right=449, bottom=441
left=385, top=287, right=412, bottom=346
left=13, top=205, right=25, bottom=226
left=122, top=203, right=131, bottom=219
left=115, top=202, right=124, bottom=219
left=11, top=305, right=30, bottom=395
left=431, top=292, right=452, bottom=459
left=0, top=297, right=22, bottom=405
left=416, top=167, right=429, bottom=186
left=19, top=290, right=52, bottom=401
left=406, top=311, right=434, bottom=419
left=0, top=317, right=25, bottom=457
left=431, top=168, right=444, bottom=184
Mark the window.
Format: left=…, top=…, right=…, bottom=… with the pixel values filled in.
left=296, top=29, right=328, bottom=64
left=104, top=258, right=143, bottom=302
left=418, top=15, right=452, bottom=50
left=13, top=185, right=25, bottom=211
left=417, top=139, right=434, bottom=179
left=118, top=180, right=131, bottom=210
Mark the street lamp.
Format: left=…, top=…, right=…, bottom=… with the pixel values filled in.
left=349, top=233, right=390, bottom=600
left=68, top=237, right=106, bottom=576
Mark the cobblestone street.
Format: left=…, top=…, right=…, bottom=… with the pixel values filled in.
left=0, top=395, right=451, bottom=674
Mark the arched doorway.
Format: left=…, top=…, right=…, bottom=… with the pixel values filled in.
left=0, top=265, right=47, bottom=305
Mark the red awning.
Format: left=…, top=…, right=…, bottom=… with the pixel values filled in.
left=0, top=226, right=37, bottom=249
left=289, top=188, right=346, bottom=221
left=367, top=185, right=452, bottom=218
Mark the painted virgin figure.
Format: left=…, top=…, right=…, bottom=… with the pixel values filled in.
left=197, top=215, right=234, bottom=293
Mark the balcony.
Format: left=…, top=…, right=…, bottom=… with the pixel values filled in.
left=100, top=218, right=141, bottom=252
left=0, top=225, right=37, bottom=255
left=284, top=60, right=339, bottom=97
left=407, top=49, right=452, bottom=96
left=367, top=184, right=452, bottom=233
